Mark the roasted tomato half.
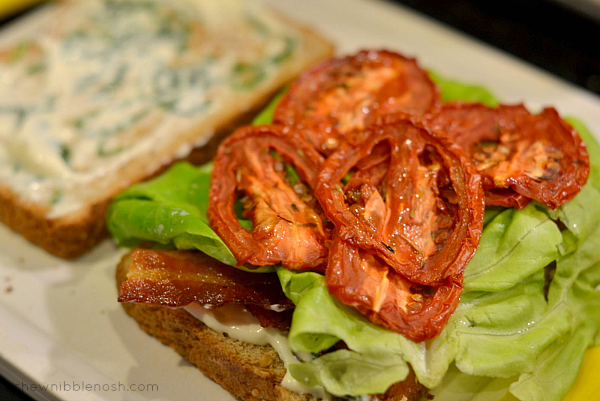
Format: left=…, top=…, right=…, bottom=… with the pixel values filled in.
left=273, top=49, right=440, bottom=154
left=422, top=102, right=590, bottom=209
left=209, top=125, right=329, bottom=271
left=327, top=234, right=463, bottom=342
left=315, top=119, right=484, bottom=285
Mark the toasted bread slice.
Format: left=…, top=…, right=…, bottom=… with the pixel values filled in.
left=116, top=252, right=430, bottom=401
left=0, top=0, right=334, bottom=258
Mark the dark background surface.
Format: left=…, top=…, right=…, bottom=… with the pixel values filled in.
left=391, top=0, right=600, bottom=95
left=0, top=0, right=599, bottom=400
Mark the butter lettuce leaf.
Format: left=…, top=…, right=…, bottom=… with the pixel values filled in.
left=433, top=224, right=600, bottom=401
left=430, top=364, right=518, bottom=401
left=289, top=349, right=409, bottom=397
left=280, top=222, right=600, bottom=400
left=106, top=162, right=237, bottom=266
left=463, top=203, right=562, bottom=292
left=542, top=118, right=600, bottom=255
left=277, top=267, right=441, bottom=392
left=251, top=86, right=287, bottom=125
left=429, top=70, right=499, bottom=106
left=510, top=224, right=600, bottom=401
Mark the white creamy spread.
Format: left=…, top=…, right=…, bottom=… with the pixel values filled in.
left=0, top=0, right=300, bottom=217
left=184, top=303, right=330, bottom=400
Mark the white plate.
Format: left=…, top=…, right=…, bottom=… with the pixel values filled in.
left=0, top=0, right=599, bottom=400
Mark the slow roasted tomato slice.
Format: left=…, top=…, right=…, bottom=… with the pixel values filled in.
left=422, top=102, right=590, bottom=209
left=315, top=119, right=484, bottom=285
left=327, top=234, right=462, bottom=342
left=209, top=125, right=329, bottom=271
left=273, top=49, right=440, bottom=154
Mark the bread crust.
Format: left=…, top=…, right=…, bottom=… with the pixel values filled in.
left=0, top=185, right=109, bottom=259
left=116, top=252, right=431, bottom=401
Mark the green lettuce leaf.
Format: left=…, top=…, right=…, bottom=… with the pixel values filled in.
left=277, top=267, right=437, bottom=393
left=464, top=203, right=562, bottom=292
left=542, top=118, right=600, bottom=255
left=106, top=162, right=237, bottom=266
left=509, top=224, right=600, bottom=401
left=429, top=70, right=499, bottom=106
left=251, top=86, right=287, bottom=125
left=289, top=349, right=409, bottom=397
left=430, top=363, right=518, bottom=401
left=433, top=224, right=600, bottom=401
left=281, top=222, right=600, bottom=399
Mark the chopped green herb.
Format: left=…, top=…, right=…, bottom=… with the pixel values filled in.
left=97, top=138, right=124, bottom=157
left=231, top=62, right=265, bottom=90
left=27, top=62, right=46, bottom=75
left=99, top=64, right=129, bottom=93
left=269, top=36, right=296, bottom=64
left=8, top=41, right=32, bottom=63
left=476, top=140, right=499, bottom=150
left=158, top=100, right=177, bottom=111
left=49, top=189, right=64, bottom=206
left=382, top=242, right=395, bottom=253
left=246, top=14, right=271, bottom=36
left=270, top=150, right=283, bottom=161
left=285, top=163, right=301, bottom=186
left=341, top=171, right=353, bottom=185
left=60, top=144, right=71, bottom=164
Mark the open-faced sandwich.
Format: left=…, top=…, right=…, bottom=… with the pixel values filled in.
left=0, top=0, right=333, bottom=258
left=109, top=49, right=600, bottom=400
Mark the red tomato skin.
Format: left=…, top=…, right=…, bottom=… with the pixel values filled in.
left=209, top=125, right=329, bottom=271
left=326, top=234, right=463, bottom=342
left=274, top=49, right=441, bottom=154
left=422, top=102, right=590, bottom=209
left=315, top=118, right=484, bottom=286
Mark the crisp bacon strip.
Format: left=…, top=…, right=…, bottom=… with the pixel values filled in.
left=245, top=305, right=294, bottom=332
left=118, top=249, right=294, bottom=310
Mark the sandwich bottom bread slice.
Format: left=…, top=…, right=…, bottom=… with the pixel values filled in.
left=116, top=251, right=431, bottom=401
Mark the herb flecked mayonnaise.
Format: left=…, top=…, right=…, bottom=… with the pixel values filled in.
left=0, top=0, right=299, bottom=217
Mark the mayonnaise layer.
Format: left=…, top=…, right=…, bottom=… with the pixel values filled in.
left=184, top=303, right=329, bottom=399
